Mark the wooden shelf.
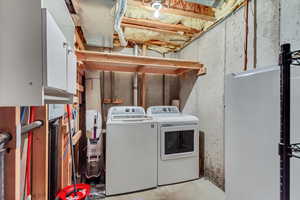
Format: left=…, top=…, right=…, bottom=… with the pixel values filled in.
left=76, top=50, right=206, bottom=76
left=103, top=98, right=124, bottom=104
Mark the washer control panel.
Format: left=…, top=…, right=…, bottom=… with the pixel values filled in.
left=108, top=106, right=146, bottom=119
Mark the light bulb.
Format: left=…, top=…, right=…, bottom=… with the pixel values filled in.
left=154, top=9, right=160, bottom=18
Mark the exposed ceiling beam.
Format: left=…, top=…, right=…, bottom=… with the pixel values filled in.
left=76, top=50, right=204, bottom=70
left=65, top=0, right=77, bottom=14
left=122, top=17, right=200, bottom=35
left=121, top=23, right=193, bottom=37
left=145, top=40, right=181, bottom=48
left=128, top=0, right=215, bottom=21
left=75, top=27, right=86, bottom=50
left=113, top=35, right=182, bottom=49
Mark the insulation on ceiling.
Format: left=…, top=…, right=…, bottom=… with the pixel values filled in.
left=125, top=6, right=207, bottom=30
left=124, top=0, right=245, bottom=53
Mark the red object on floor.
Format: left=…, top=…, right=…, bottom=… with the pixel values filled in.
left=55, top=184, right=91, bottom=200
left=25, top=106, right=36, bottom=198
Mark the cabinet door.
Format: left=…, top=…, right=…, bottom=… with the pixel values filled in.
left=67, top=49, right=77, bottom=94
left=41, top=0, right=75, bottom=49
left=43, top=9, right=67, bottom=91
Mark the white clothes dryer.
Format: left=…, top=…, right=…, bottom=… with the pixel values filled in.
left=147, top=106, right=200, bottom=186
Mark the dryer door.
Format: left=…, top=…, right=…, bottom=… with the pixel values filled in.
left=161, top=125, right=199, bottom=160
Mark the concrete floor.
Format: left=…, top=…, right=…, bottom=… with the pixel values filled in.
left=105, top=179, right=225, bottom=200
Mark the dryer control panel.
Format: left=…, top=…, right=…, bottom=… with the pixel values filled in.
left=147, top=106, right=180, bottom=116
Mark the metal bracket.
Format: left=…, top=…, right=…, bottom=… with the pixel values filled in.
left=279, top=143, right=300, bottom=159
left=288, top=50, right=300, bottom=66
left=290, top=143, right=300, bottom=159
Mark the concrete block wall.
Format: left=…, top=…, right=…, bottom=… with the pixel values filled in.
left=178, top=0, right=299, bottom=189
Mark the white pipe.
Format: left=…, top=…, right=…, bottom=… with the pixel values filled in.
left=133, top=45, right=138, bottom=106
left=115, top=0, right=127, bottom=46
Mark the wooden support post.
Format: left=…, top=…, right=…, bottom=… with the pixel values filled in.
left=31, top=106, right=49, bottom=200
left=0, top=107, right=21, bottom=200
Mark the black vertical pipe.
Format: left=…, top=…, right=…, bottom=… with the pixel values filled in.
left=0, top=132, right=11, bottom=200
left=279, top=43, right=292, bottom=200
left=48, top=120, right=59, bottom=200
left=163, top=75, right=166, bottom=105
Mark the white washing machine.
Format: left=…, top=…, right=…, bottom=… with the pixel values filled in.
left=106, top=106, right=157, bottom=196
left=147, top=106, right=200, bottom=186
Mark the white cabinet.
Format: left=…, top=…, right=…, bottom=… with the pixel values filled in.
left=0, top=0, right=76, bottom=106
left=42, top=0, right=75, bottom=49
left=67, top=50, right=77, bottom=95
left=43, top=9, right=68, bottom=91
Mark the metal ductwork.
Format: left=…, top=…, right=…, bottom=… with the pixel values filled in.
left=115, top=0, right=128, bottom=47
left=78, top=0, right=116, bottom=48
left=78, top=0, right=127, bottom=48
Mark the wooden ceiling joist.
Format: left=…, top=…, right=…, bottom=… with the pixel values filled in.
left=128, top=0, right=215, bottom=21
left=113, top=36, right=182, bottom=49
left=76, top=50, right=206, bottom=76
left=75, top=27, right=86, bottom=50
left=122, top=17, right=200, bottom=35
left=122, top=23, right=193, bottom=36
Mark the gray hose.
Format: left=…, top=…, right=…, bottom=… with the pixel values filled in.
left=0, top=132, right=12, bottom=200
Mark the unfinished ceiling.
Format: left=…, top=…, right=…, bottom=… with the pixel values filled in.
left=71, top=0, right=245, bottom=53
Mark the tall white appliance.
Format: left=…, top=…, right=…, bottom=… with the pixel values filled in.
left=225, top=66, right=300, bottom=200
left=147, top=106, right=200, bottom=186
left=106, top=106, right=157, bottom=196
